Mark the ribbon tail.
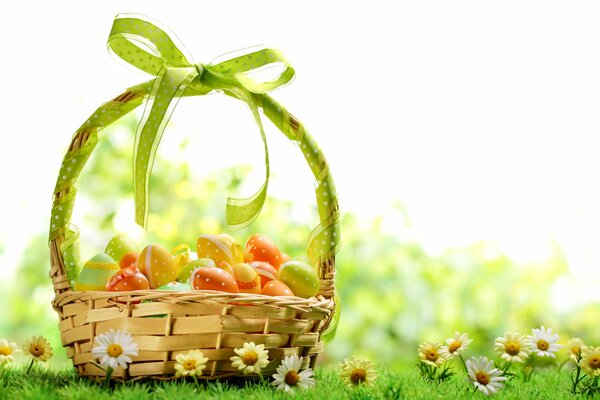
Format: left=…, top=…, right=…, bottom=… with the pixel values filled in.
left=224, top=89, right=270, bottom=231
left=133, top=65, right=198, bottom=228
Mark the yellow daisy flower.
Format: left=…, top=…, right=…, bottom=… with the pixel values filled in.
left=580, top=346, right=600, bottom=377
left=339, top=357, right=377, bottom=387
left=440, top=332, right=472, bottom=358
left=494, top=331, right=531, bottom=363
left=418, top=342, right=449, bottom=367
left=230, top=342, right=269, bottom=375
left=566, top=337, right=586, bottom=362
left=23, top=336, right=53, bottom=363
left=0, top=339, right=19, bottom=365
left=175, top=350, right=209, bottom=377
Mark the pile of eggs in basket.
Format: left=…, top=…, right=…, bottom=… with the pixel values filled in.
left=74, top=233, right=320, bottom=298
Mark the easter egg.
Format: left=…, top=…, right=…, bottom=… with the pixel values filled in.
left=278, top=261, right=319, bottom=298
left=119, top=252, right=139, bottom=269
left=172, top=244, right=196, bottom=272
left=244, top=234, right=282, bottom=269
left=191, top=267, right=239, bottom=293
left=217, top=261, right=235, bottom=278
left=157, top=282, right=192, bottom=291
left=197, top=234, right=237, bottom=265
left=105, top=234, right=138, bottom=264
left=176, top=258, right=215, bottom=283
left=232, top=263, right=261, bottom=294
left=106, top=266, right=150, bottom=291
left=262, top=280, right=294, bottom=297
left=219, top=234, right=245, bottom=263
left=75, top=253, right=120, bottom=291
left=138, top=244, right=178, bottom=289
left=249, top=261, right=278, bottom=288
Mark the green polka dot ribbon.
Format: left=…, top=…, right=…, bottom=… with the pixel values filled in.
left=107, top=14, right=295, bottom=230
left=50, top=14, right=341, bottom=296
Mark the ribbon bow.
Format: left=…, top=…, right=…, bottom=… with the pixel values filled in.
left=107, top=14, right=294, bottom=230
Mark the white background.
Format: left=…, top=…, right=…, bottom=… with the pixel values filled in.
left=1, top=1, right=600, bottom=296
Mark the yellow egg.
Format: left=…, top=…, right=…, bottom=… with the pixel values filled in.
left=232, top=263, right=261, bottom=294
left=138, top=244, right=178, bottom=289
left=197, top=234, right=234, bottom=265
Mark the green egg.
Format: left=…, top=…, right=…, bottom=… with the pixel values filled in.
left=278, top=261, right=320, bottom=298
left=75, top=253, right=119, bottom=291
left=105, top=234, right=138, bottom=264
left=156, top=282, right=192, bottom=291
left=176, top=258, right=215, bottom=283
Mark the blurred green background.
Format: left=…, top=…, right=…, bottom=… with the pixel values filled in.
left=1, top=115, right=598, bottom=369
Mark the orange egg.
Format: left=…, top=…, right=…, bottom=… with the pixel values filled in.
left=244, top=234, right=282, bottom=270
left=119, top=252, right=139, bottom=269
left=191, top=267, right=239, bottom=293
left=249, top=261, right=278, bottom=288
left=262, top=280, right=294, bottom=296
left=232, top=263, right=261, bottom=294
left=106, top=266, right=150, bottom=291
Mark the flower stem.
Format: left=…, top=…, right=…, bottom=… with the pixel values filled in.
left=458, top=355, right=468, bottom=373
left=571, top=366, right=581, bottom=394
left=104, top=366, right=113, bottom=387
left=192, top=374, right=200, bottom=391
left=502, top=361, right=512, bottom=374
left=26, top=359, right=34, bottom=375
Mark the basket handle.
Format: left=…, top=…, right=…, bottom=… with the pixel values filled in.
left=48, top=17, right=340, bottom=301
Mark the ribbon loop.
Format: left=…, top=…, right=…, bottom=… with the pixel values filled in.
left=108, top=14, right=295, bottom=230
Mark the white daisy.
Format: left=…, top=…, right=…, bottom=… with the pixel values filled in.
left=175, top=350, right=209, bottom=377
left=466, top=356, right=507, bottom=396
left=494, top=331, right=531, bottom=363
left=0, top=339, right=19, bottom=365
left=92, top=329, right=139, bottom=371
left=230, top=342, right=269, bottom=375
left=440, top=332, right=473, bottom=358
left=529, top=326, right=562, bottom=358
left=272, top=354, right=316, bottom=393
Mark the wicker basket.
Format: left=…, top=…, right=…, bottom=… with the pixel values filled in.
left=48, top=17, right=339, bottom=381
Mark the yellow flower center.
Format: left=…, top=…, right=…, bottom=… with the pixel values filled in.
left=241, top=351, right=258, bottom=365
left=571, top=346, right=580, bottom=355
left=475, top=371, right=490, bottom=386
left=505, top=341, right=521, bottom=356
left=537, top=340, right=549, bottom=351
left=350, top=368, right=367, bottom=384
left=448, top=341, right=462, bottom=354
left=589, top=356, right=600, bottom=369
left=183, top=359, right=197, bottom=370
left=284, top=370, right=299, bottom=386
left=426, top=349, right=439, bottom=362
left=0, top=346, right=12, bottom=356
left=29, top=344, right=44, bottom=357
left=107, top=344, right=123, bottom=358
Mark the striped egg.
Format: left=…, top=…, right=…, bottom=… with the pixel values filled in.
left=75, top=253, right=120, bottom=291
left=137, top=244, right=178, bottom=289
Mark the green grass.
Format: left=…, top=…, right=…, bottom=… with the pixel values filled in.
left=0, top=364, right=593, bottom=399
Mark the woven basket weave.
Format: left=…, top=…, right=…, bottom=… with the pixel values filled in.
left=49, top=88, right=337, bottom=380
